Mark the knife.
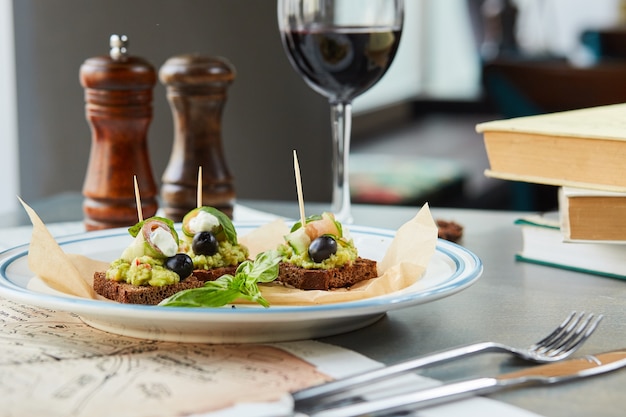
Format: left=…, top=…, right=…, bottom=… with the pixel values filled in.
left=296, top=350, right=626, bottom=417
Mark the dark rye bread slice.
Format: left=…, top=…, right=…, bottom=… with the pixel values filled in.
left=277, top=257, right=378, bottom=290
left=93, top=272, right=204, bottom=305
left=192, top=265, right=238, bottom=282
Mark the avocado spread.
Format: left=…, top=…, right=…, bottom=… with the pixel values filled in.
left=182, top=240, right=249, bottom=270
left=279, top=240, right=357, bottom=269
left=106, top=256, right=180, bottom=287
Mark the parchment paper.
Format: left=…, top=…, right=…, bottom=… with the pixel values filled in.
left=22, top=200, right=438, bottom=305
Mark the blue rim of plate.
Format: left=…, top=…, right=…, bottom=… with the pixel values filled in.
left=0, top=223, right=483, bottom=317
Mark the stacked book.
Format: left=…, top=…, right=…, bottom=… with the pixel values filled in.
left=476, top=103, right=626, bottom=279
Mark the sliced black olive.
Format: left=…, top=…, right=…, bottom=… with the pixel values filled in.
left=165, top=253, right=194, bottom=279
left=308, top=235, right=337, bottom=263
left=192, top=231, right=219, bottom=256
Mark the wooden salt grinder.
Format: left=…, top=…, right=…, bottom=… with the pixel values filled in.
left=80, top=35, right=158, bottom=230
left=159, top=54, right=236, bottom=221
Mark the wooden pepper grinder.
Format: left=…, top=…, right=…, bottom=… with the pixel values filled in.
left=159, top=54, right=236, bottom=221
left=80, top=35, right=158, bottom=230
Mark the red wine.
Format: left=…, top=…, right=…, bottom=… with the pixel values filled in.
left=282, top=26, right=402, bottom=102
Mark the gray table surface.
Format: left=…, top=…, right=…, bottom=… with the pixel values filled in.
left=2, top=195, right=625, bottom=416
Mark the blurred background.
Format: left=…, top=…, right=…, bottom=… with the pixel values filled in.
left=1, top=0, right=625, bottom=218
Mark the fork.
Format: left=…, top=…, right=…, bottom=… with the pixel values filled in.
left=296, top=348, right=626, bottom=417
left=293, top=311, right=602, bottom=407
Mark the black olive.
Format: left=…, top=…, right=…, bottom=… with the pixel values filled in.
left=165, top=253, right=194, bottom=279
left=308, top=235, right=337, bottom=263
left=192, top=231, right=219, bottom=256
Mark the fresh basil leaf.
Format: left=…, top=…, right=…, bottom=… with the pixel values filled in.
left=199, top=207, right=238, bottom=245
left=334, top=219, right=343, bottom=237
left=240, top=284, right=270, bottom=308
left=159, top=274, right=239, bottom=307
left=247, top=250, right=281, bottom=282
left=289, top=214, right=323, bottom=232
left=160, top=285, right=242, bottom=307
left=159, top=250, right=281, bottom=308
left=128, top=220, right=144, bottom=238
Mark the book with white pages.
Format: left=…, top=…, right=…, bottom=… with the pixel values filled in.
left=515, top=214, right=626, bottom=280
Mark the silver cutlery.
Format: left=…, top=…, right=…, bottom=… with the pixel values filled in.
left=293, top=311, right=602, bottom=408
left=297, top=348, right=626, bottom=417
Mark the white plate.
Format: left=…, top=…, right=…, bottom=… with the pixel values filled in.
left=0, top=223, right=482, bottom=343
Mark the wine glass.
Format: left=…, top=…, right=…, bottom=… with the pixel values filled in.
left=278, top=0, right=404, bottom=223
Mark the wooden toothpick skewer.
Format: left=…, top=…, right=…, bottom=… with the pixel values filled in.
left=293, top=150, right=306, bottom=227
left=197, top=166, right=203, bottom=208
left=133, top=175, right=144, bottom=222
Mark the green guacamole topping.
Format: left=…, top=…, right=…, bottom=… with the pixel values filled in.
left=182, top=240, right=249, bottom=270
left=106, top=256, right=180, bottom=287
left=279, top=239, right=357, bottom=269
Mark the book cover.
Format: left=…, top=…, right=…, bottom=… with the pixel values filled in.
left=477, top=103, right=626, bottom=191
left=515, top=215, right=626, bottom=280
left=559, top=186, right=626, bottom=242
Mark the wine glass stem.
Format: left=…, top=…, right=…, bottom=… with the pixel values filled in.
left=330, top=100, right=353, bottom=223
